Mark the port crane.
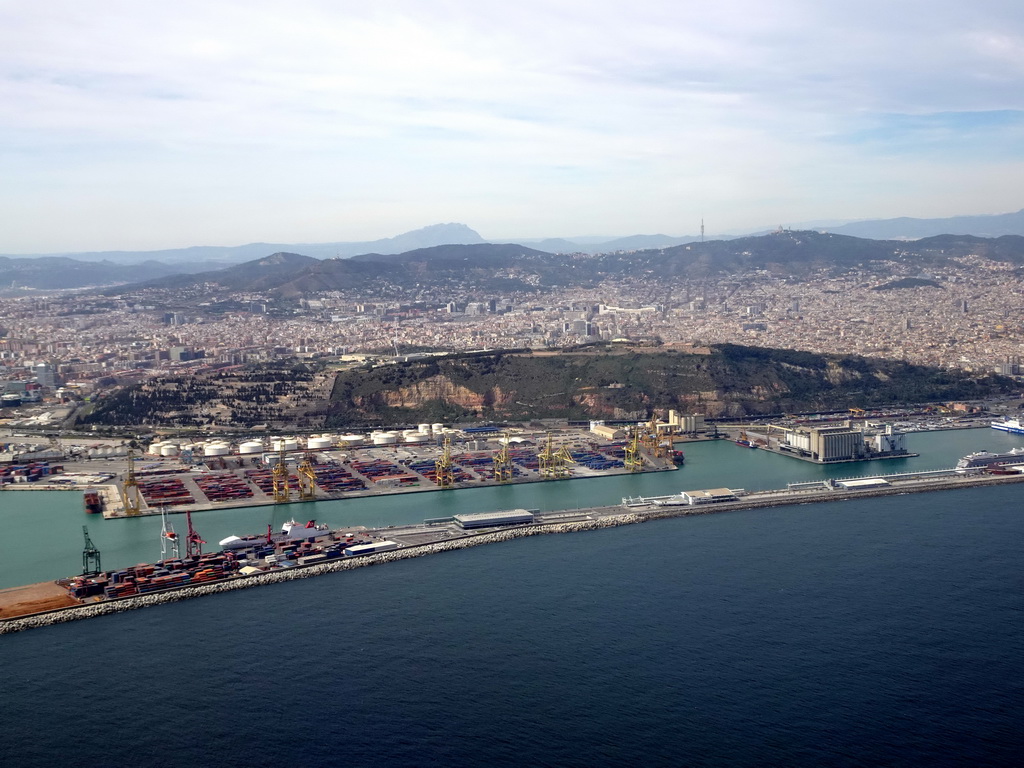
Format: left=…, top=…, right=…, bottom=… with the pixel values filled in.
left=492, top=432, right=514, bottom=483
left=624, top=427, right=643, bottom=472
left=297, top=452, right=318, bottom=501
left=272, top=444, right=290, bottom=503
left=122, top=449, right=142, bottom=516
left=185, top=510, right=205, bottom=558
left=434, top=435, right=456, bottom=488
left=160, top=507, right=180, bottom=560
left=82, top=525, right=101, bottom=576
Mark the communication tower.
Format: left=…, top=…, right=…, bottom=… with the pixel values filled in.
left=122, top=449, right=142, bottom=516
left=82, top=526, right=101, bottom=575
left=492, top=433, right=514, bottom=483
left=272, top=445, right=290, bottom=503
left=185, top=510, right=205, bottom=558
left=297, top=452, right=318, bottom=501
left=435, top=435, right=456, bottom=489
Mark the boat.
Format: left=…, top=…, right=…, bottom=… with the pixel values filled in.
left=671, top=449, right=685, bottom=465
left=991, top=418, right=1024, bottom=435
left=955, top=447, right=1024, bottom=470
left=735, top=439, right=757, bottom=448
left=218, top=519, right=332, bottom=550
left=83, top=491, right=104, bottom=514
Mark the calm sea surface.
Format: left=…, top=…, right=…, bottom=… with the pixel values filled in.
left=1, top=428, right=1022, bottom=766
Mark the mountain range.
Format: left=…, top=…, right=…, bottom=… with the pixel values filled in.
left=3, top=210, right=1024, bottom=292
left=98, top=231, right=1024, bottom=300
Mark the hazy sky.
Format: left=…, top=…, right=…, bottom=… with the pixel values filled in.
left=2, top=1, right=1022, bottom=252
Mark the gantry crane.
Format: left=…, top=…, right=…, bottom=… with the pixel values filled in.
left=537, top=432, right=557, bottom=479
left=492, top=433, right=514, bottom=483
left=82, top=525, right=101, bottom=576
left=160, top=507, right=180, bottom=561
left=553, top=444, right=576, bottom=478
left=297, top=452, right=318, bottom=501
left=272, top=444, right=290, bottom=503
left=434, top=435, right=456, bottom=489
left=122, top=449, right=142, bottom=516
left=624, top=426, right=643, bottom=472
left=185, top=510, right=205, bottom=558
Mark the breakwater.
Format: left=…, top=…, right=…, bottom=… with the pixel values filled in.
left=0, top=514, right=645, bottom=635
left=4, top=470, right=1023, bottom=635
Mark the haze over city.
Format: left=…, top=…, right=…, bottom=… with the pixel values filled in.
left=3, top=0, right=1023, bottom=253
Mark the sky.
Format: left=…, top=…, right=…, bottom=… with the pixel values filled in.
left=1, top=0, right=1023, bottom=253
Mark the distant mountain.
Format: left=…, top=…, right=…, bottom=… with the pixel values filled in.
left=0, top=256, right=184, bottom=291
left=106, top=231, right=1024, bottom=301
left=1, top=223, right=487, bottom=267
left=823, top=209, right=1024, bottom=240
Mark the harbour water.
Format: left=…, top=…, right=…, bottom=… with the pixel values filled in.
left=1, top=427, right=1022, bottom=589
left=1, top=477, right=1021, bottom=766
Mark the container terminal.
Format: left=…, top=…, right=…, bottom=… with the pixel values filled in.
left=2, top=465, right=1023, bottom=628
left=0, top=421, right=684, bottom=518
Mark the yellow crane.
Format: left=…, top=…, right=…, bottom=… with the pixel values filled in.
left=122, top=449, right=142, bottom=516
left=553, top=445, right=576, bottom=478
left=297, top=452, right=317, bottom=501
left=492, top=433, right=514, bottom=483
left=624, top=427, right=643, bottom=472
left=272, top=445, right=290, bottom=503
left=537, top=432, right=558, bottom=479
left=434, top=435, right=456, bottom=489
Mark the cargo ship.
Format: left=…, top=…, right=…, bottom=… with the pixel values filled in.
left=955, top=447, right=1024, bottom=470
left=991, top=418, right=1024, bottom=435
left=83, top=491, right=104, bottom=515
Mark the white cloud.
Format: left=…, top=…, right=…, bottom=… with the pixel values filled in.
left=1, top=0, right=1023, bottom=250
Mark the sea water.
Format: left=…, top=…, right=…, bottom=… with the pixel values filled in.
left=0, top=432, right=1022, bottom=766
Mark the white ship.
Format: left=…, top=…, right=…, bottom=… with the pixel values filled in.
left=991, top=418, right=1024, bottom=435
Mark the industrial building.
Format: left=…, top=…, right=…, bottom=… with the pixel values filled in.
left=454, top=509, right=536, bottom=529
left=775, top=422, right=908, bottom=463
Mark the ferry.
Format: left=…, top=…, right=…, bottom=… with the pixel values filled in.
left=991, top=418, right=1024, bottom=435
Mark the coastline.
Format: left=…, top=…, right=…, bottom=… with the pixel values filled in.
left=3, top=469, right=1021, bottom=635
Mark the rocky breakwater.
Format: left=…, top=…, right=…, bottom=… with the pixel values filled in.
left=0, top=514, right=646, bottom=635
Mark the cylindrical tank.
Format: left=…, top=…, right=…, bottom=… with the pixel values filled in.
left=148, top=442, right=164, bottom=455
left=270, top=438, right=299, bottom=452
left=307, top=436, right=333, bottom=450
left=371, top=431, right=397, bottom=446
left=239, top=440, right=264, bottom=454
left=405, top=433, right=429, bottom=444
left=160, top=444, right=180, bottom=457
left=418, top=424, right=432, bottom=434
left=204, top=442, right=230, bottom=456
left=340, top=434, right=363, bottom=446
left=431, top=423, right=444, bottom=433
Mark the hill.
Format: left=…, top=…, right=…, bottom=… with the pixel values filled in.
left=324, top=345, right=1015, bottom=426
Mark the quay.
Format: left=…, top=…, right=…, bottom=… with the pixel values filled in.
left=3, top=468, right=1022, bottom=633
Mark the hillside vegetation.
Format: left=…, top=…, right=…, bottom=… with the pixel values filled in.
left=325, top=345, right=1016, bottom=426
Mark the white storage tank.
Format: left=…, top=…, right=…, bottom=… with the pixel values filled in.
left=307, top=436, right=333, bottom=450
left=271, top=438, right=299, bottom=452
left=340, top=434, right=364, bottom=445
left=418, top=424, right=432, bottom=434
left=204, top=442, right=230, bottom=457
left=431, top=423, right=444, bottom=433
left=160, top=444, right=180, bottom=457
left=148, top=442, right=165, bottom=456
left=371, top=431, right=397, bottom=446
left=404, top=433, right=429, bottom=444
left=239, top=440, right=264, bottom=454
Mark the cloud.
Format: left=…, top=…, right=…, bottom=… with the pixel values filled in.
left=1, top=1, right=1023, bottom=250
